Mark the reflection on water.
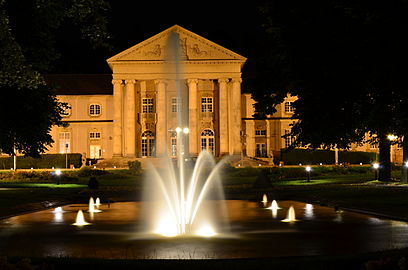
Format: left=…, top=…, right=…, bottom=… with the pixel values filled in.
left=53, top=212, right=63, bottom=223
left=1, top=200, right=408, bottom=259
left=304, top=204, right=314, bottom=219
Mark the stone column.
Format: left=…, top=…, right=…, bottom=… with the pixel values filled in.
left=218, top=78, right=229, bottom=155
left=231, top=78, right=242, bottom=155
left=112, top=79, right=124, bottom=157
left=155, top=80, right=167, bottom=157
left=245, top=120, right=255, bottom=157
left=187, top=79, right=198, bottom=156
left=266, top=119, right=271, bottom=157
left=125, top=80, right=136, bottom=157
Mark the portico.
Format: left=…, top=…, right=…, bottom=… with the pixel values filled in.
left=107, top=25, right=246, bottom=158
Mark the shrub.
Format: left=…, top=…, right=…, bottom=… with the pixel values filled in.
left=281, top=148, right=377, bottom=165
left=88, top=176, right=99, bottom=189
left=252, top=169, right=272, bottom=188
left=77, top=166, right=108, bottom=177
left=0, top=153, right=82, bottom=169
left=128, top=160, right=142, bottom=175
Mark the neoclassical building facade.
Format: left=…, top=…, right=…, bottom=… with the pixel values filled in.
left=46, top=25, right=399, bottom=164
left=47, top=25, right=246, bottom=161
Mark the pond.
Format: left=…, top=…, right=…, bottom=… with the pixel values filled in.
left=0, top=200, right=407, bottom=259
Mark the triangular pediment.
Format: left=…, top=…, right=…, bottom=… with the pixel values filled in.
left=107, top=25, right=246, bottom=63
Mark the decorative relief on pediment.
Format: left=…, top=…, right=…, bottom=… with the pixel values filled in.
left=108, top=25, right=246, bottom=62
left=144, top=44, right=162, bottom=57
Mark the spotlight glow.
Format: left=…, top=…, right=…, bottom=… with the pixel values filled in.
left=195, top=225, right=216, bottom=237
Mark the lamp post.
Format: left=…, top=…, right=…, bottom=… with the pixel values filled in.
left=403, top=161, right=408, bottom=184
left=65, top=143, right=69, bottom=169
left=55, top=169, right=62, bottom=185
left=305, top=166, right=312, bottom=182
left=387, top=134, right=398, bottom=163
left=373, top=162, right=380, bottom=180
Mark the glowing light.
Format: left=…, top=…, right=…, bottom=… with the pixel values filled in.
left=155, top=217, right=179, bottom=237
left=95, top=197, right=101, bottom=207
left=195, top=225, right=216, bottom=237
left=373, top=163, right=380, bottom=169
left=88, top=197, right=101, bottom=213
left=305, top=166, right=312, bottom=172
left=73, top=210, right=90, bottom=226
left=175, top=127, right=182, bottom=133
left=55, top=169, right=62, bottom=176
left=183, top=127, right=189, bottom=134
left=267, top=200, right=281, bottom=218
left=282, top=206, right=298, bottom=222
left=387, top=134, right=398, bottom=141
left=267, top=200, right=281, bottom=210
left=262, top=194, right=268, bottom=203
left=53, top=207, right=63, bottom=213
left=304, top=203, right=314, bottom=219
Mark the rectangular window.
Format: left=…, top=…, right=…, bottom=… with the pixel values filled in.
left=256, top=143, right=267, bottom=157
left=59, top=132, right=71, bottom=153
left=142, top=98, right=154, bottom=113
left=171, top=97, right=180, bottom=113
left=141, top=138, right=155, bottom=157
left=255, top=130, right=266, bottom=136
left=285, top=102, right=294, bottom=113
left=285, top=129, right=295, bottom=148
left=171, top=138, right=177, bottom=156
left=201, top=97, right=213, bottom=112
left=89, top=132, right=101, bottom=139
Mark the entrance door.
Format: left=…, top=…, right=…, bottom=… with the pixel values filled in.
left=90, top=145, right=101, bottom=159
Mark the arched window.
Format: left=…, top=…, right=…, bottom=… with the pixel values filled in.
left=141, top=130, right=155, bottom=157
left=201, top=129, right=215, bottom=153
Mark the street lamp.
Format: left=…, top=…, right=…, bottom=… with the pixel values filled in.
left=373, top=162, right=380, bottom=180
left=305, top=166, right=312, bottom=182
left=55, top=169, right=62, bottom=185
left=387, top=134, right=398, bottom=163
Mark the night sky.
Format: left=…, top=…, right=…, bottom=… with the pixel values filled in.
left=51, top=1, right=264, bottom=76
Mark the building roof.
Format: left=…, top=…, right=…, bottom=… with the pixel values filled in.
left=44, top=74, right=112, bottom=95
left=107, top=25, right=247, bottom=67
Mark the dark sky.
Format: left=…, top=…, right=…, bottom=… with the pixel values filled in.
left=52, top=1, right=265, bottom=75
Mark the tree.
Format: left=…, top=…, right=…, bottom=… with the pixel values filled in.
left=251, top=0, right=408, bottom=181
left=0, top=0, right=110, bottom=157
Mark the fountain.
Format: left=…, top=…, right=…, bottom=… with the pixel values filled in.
left=282, top=206, right=298, bottom=222
left=142, top=31, right=229, bottom=237
left=267, top=200, right=281, bottom=218
left=52, top=206, right=64, bottom=213
left=88, top=197, right=101, bottom=213
left=267, top=200, right=281, bottom=210
left=73, top=210, right=90, bottom=226
left=262, top=194, right=268, bottom=204
left=95, top=197, right=101, bottom=208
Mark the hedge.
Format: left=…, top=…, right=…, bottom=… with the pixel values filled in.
left=0, top=153, right=82, bottom=169
left=280, top=148, right=377, bottom=165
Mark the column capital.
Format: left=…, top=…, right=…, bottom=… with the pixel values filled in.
left=112, top=79, right=123, bottom=85
left=231, top=78, right=242, bottom=84
left=187, top=78, right=199, bottom=85
left=154, top=79, right=167, bottom=86
left=217, top=78, right=229, bottom=84
left=125, top=79, right=136, bottom=85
